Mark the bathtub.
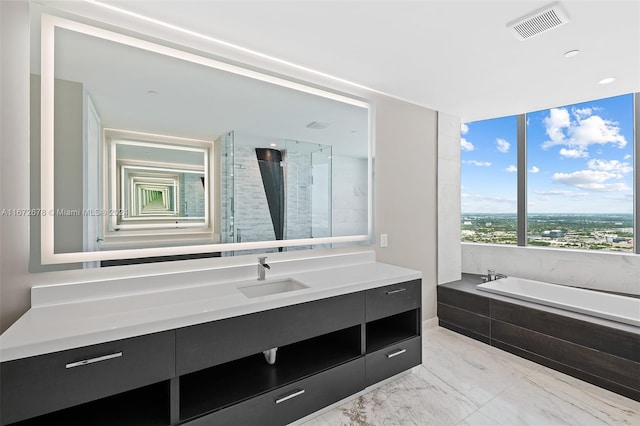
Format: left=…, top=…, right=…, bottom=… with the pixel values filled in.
left=477, top=276, right=640, bottom=327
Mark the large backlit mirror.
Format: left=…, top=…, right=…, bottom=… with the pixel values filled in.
left=32, top=12, right=372, bottom=266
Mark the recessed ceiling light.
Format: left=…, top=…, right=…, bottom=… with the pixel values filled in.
left=598, top=77, right=616, bottom=85
left=269, top=143, right=277, bottom=147
left=563, top=49, right=580, bottom=58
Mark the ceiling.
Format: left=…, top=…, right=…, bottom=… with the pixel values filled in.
left=33, top=13, right=370, bottom=157
left=83, top=0, right=640, bottom=122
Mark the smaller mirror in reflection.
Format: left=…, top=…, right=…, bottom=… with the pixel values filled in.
left=104, top=130, right=212, bottom=243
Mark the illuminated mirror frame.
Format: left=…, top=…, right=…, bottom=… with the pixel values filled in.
left=40, top=14, right=373, bottom=265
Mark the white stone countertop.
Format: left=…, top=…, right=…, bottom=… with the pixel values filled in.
left=0, top=257, right=420, bottom=362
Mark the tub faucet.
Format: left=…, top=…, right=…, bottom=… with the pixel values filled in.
left=257, top=256, right=271, bottom=280
left=484, top=269, right=507, bottom=282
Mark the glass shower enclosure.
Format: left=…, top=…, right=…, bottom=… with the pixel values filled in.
left=220, top=134, right=332, bottom=254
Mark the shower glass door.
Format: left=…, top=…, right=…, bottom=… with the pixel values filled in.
left=311, top=146, right=332, bottom=244
left=220, top=131, right=235, bottom=249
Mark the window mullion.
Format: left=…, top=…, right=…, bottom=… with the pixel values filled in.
left=517, top=114, right=527, bottom=246
left=635, top=93, right=639, bottom=254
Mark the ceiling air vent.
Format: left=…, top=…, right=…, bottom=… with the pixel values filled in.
left=507, top=2, right=569, bottom=41
left=306, top=121, right=331, bottom=130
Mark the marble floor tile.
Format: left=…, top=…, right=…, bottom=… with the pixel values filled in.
left=301, top=327, right=640, bottom=426
left=304, top=370, right=477, bottom=426
left=420, top=328, right=524, bottom=406
left=475, top=372, right=640, bottom=426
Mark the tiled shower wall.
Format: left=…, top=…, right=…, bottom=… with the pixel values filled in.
left=332, top=156, right=368, bottom=237
left=220, top=140, right=368, bottom=253
left=232, top=146, right=277, bottom=244
left=225, top=146, right=314, bottom=252
left=285, top=149, right=313, bottom=241
left=179, top=173, right=205, bottom=218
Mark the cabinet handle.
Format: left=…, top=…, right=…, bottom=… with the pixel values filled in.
left=386, top=348, right=407, bottom=359
left=275, top=389, right=305, bottom=404
left=386, top=288, right=406, bottom=295
left=65, top=352, right=123, bottom=369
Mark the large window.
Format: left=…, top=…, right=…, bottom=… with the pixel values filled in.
left=461, top=93, right=637, bottom=253
left=460, top=116, right=518, bottom=244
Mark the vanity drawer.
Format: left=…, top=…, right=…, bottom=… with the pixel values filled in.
left=185, top=357, right=365, bottom=426
left=176, top=291, right=365, bottom=375
left=365, top=336, right=421, bottom=386
left=0, top=331, right=175, bottom=425
left=366, top=279, right=421, bottom=322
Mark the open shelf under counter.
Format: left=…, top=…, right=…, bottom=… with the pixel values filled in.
left=9, top=382, right=170, bottom=426
left=366, top=309, right=420, bottom=354
left=179, top=325, right=363, bottom=423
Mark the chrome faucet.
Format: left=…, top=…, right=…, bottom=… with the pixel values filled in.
left=257, top=256, right=271, bottom=280
left=483, top=269, right=507, bottom=282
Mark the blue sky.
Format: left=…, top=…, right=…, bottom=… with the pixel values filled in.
left=461, top=94, right=634, bottom=214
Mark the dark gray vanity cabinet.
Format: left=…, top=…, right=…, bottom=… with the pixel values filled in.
left=185, top=358, right=366, bottom=426
left=1, top=279, right=422, bottom=426
left=364, top=280, right=422, bottom=387
left=0, top=331, right=176, bottom=426
left=176, top=292, right=365, bottom=375
left=176, top=294, right=366, bottom=424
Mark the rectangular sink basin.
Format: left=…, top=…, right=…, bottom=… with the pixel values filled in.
left=237, top=279, right=309, bottom=299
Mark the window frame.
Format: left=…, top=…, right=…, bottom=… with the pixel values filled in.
left=463, top=93, right=639, bottom=254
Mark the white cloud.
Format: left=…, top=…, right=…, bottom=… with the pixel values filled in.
left=535, top=189, right=588, bottom=198
left=543, top=107, right=571, bottom=145
left=624, top=154, right=632, bottom=160
left=587, top=159, right=632, bottom=177
left=461, top=137, right=475, bottom=151
left=529, top=166, right=540, bottom=174
left=552, top=170, right=630, bottom=192
left=572, top=107, right=593, bottom=118
left=579, top=182, right=630, bottom=191
left=559, top=148, right=588, bottom=159
left=505, top=165, right=517, bottom=172
left=463, top=160, right=491, bottom=167
left=541, top=107, right=628, bottom=155
left=461, top=193, right=517, bottom=213
left=461, top=123, right=469, bottom=135
left=496, top=138, right=510, bottom=153
left=571, top=115, right=627, bottom=148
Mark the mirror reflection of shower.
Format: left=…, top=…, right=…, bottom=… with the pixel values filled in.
left=220, top=134, right=332, bottom=255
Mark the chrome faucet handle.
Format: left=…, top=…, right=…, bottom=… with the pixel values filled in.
left=257, top=256, right=270, bottom=280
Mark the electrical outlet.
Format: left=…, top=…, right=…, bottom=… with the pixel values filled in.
left=380, top=234, right=388, bottom=247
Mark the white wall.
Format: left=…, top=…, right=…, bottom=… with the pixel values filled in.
left=0, top=2, right=440, bottom=331
left=374, top=96, right=438, bottom=320
left=1, top=0, right=31, bottom=332
left=437, top=112, right=461, bottom=284
left=462, top=243, right=640, bottom=295
left=30, top=75, right=84, bottom=272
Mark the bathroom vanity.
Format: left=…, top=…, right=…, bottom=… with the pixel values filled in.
left=0, top=260, right=422, bottom=425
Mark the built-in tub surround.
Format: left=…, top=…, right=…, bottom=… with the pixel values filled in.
left=478, top=276, right=640, bottom=327
left=438, top=275, right=640, bottom=401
